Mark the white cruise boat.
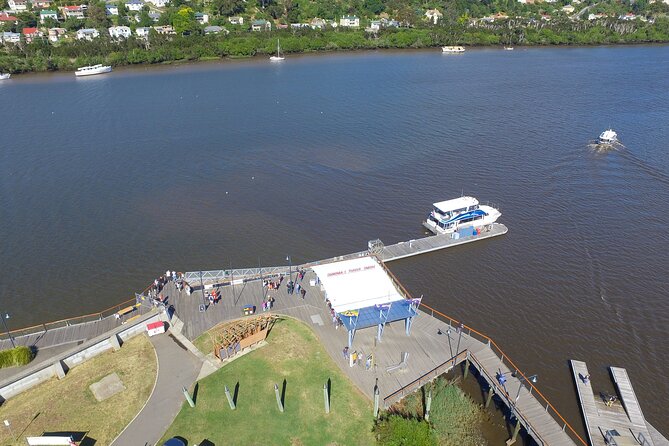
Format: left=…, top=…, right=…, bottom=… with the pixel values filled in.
left=598, top=129, right=618, bottom=144
left=442, top=46, right=465, bottom=53
left=75, top=64, right=112, bottom=77
left=0, top=73, right=10, bottom=80
left=423, top=196, right=501, bottom=235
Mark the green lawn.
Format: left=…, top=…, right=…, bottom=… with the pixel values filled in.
left=162, top=318, right=375, bottom=446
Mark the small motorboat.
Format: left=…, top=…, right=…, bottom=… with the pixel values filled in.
left=0, top=73, right=11, bottom=80
left=442, top=46, right=465, bottom=53
left=598, top=129, right=618, bottom=144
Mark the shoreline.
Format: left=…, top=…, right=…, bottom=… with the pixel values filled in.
left=2, top=41, right=669, bottom=81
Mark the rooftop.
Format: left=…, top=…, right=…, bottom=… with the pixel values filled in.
left=433, top=196, right=479, bottom=212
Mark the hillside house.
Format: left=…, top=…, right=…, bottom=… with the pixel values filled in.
left=135, top=26, right=150, bottom=38
left=145, top=0, right=169, bottom=7
left=48, top=27, right=67, bottom=41
left=125, top=0, right=144, bottom=12
left=204, top=25, right=225, bottom=34
left=229, top=16, right=243, bottom=25
left=251, top=19, right=271, bottom=31
left=22, top=27, right=43, bottom=42
left=0, top=13, right=19, bottom=25
left=152, top=24, right=175, bottom=34
left=339, top=15, right=359, bottom=27
left=424, top=9, right=442, bottom=24
left=106, top=4, right=119, bottom=15
left=40, top=10, right=59, bottom=23
left=8, top=0, right=28, bottom=12
left=76, top=28, right=99, bottom=39
left=33, top=0, right=52, bottom=7
left=195, top=12, right=208, bottom=24
left=63, top=5, right=85, bottom=19
left=1, top=31, right=21, bottom=42
left=109, top=25, right=131, bottom=38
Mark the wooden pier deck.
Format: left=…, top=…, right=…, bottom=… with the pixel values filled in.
left=168, top=269, right=581, bottom=446
left=376, top=223, right=508, bottom=262
left=570, top=360, right=666, bottom=446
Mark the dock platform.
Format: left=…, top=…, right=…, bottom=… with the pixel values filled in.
left=570, top=360, right=667, bottom=446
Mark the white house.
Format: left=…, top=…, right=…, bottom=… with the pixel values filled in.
left=1, top=31, right=21, bottom=43
left=108, top=25, right=131, bottom=38
left=339, top=15, right=359, bottom=27
left=135, top=26, right=150, bottom=38
left=39, top=10, right=59, bottom=23
left=125, top=0, right=144, bottom=12
left=369, top=20, right=381, bottom=30
left=561, top=4, right=575, bottom=13
left=195, top=12, right=208, bottom=24
left=229, top=16, right=243, bottom=25
left=33, top=0, right=52, bottom=7
left=7, top=0, right=28, bottom=12
left=48, top=27, right=67, bottom=41
left=106, top=3, right=119, bottom=15
left=76, top=28, right=100, bottom=40
left=148, top=11, right=160, bottom=21
left=310, top=17, right=326, bottom=29
left=145, top=0, right=168, bottom=7
left=424, top=9, right=443, bottom=24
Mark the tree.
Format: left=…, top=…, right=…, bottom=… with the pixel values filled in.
left=172, top=6, right=196, bottom=34
left=210, top=0, right=245, bottom=16
left=86, top=1, right=112, bottom=29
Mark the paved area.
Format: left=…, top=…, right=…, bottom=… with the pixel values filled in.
left=110, top=332, right=202, bottom=446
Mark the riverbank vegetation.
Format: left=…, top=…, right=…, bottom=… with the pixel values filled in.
left=0, top=346, right=34, bottom=368
left=0, top=335, right=156, bottom=446
left=162, top=318, right=375, bottom=445
left=1, top=0, right=669, bottom=73
left=376, top=376, right=488, bottom=446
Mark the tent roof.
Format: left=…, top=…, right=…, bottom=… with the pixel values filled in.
left=311, top=257, right=405, bottom=313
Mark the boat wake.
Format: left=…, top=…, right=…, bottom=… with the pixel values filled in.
left=587, top=140, right=625, bottom=153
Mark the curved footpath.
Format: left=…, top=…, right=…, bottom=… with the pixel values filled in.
left=111, top=332, right=202, bottom=446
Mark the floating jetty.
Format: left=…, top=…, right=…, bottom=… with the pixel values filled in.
left=570, top=360, right=668, bottom=446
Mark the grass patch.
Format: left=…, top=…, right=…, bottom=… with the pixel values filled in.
left=0, top=335, right=157, bottom=446
left=0, top=346, right=34, bottom=368
left=388, top=377, right=485, bottom=446
left=162, top=318, right=375, bottom=446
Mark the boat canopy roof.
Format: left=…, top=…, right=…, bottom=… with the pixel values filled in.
left=433, top=196, right=478, bottom=213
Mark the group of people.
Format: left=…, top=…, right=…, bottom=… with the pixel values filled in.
left=342, top=347, right=373, bottom=370
left=261, top=296, right=275, bottom=311
left=326, top=299, right=344, bottom=329
left=206, top=289, right=221, bottom=305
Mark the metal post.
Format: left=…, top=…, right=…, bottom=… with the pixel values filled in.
left=275, top=383, right=284, bottom=412
left=182, top=386, right=195, bottom=407
left=485, top=387, right=494, bottom=408
left=199, top=271, right=207, bottom=312
left=373, top=386, right=380, bottom=418
left=287, top=256, right=292, bottom=284
left=323, top=383, right=330, bottom=414
left=455, top=326, right=463, bottom=364
left=225, top=385, right=236, bottom=410
left=506, top=418, right=521, bottom=445
left=463, top=357, right=470, bottom=380
left=1, top=313, right=15, bottom=349
left=425, top=389, right=432, bottom=421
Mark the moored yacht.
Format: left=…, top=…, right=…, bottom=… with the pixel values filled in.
left=0, top=73, right=10, bottom=80
left=75, top=64, right=112, bottom=77
left=442, top=46, right=465, bottom=53
left=423, top=196, right=501, bottom=235
left=598, top=129, right=618, bottom=144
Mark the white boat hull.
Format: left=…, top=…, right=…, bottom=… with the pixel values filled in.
left=0, top=73, right=10, bottom=80
left=269, top=56, right=285, bottom=61
left=442, top=46, right=465, bottom=53
left=75, top=66, right=112, bottom=77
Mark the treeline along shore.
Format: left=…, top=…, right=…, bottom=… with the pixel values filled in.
left=2, top=22, right=669, bottom=74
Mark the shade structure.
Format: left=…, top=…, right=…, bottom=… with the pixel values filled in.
left=311, top=256, right=405, bottom=313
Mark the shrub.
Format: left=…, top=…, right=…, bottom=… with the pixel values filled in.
left=374, top=414, right=437, bottom=446
left=0, top=346, right=35, bottom=368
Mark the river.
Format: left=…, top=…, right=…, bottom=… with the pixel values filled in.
left=1, top=46, right=668, bottom=436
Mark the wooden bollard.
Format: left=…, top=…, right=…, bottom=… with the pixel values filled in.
left=425, top=389, right=432, bottom=421
left=323, top=383, right=330, bottom=414
left=275, top=383, right=284, bottom=412
left=225, top=385, right=236, bottom=410
left=485, top=387, right=495, bottom=408
left=182, top=386, right=195, bottom=408
left=373, top=386, right=380, bottom=418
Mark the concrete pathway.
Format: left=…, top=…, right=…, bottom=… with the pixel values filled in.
left=111, top=332, right=202, bottom=446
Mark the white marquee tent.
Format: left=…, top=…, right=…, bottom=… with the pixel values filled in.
left=311, top=256, right=405, bottom=313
